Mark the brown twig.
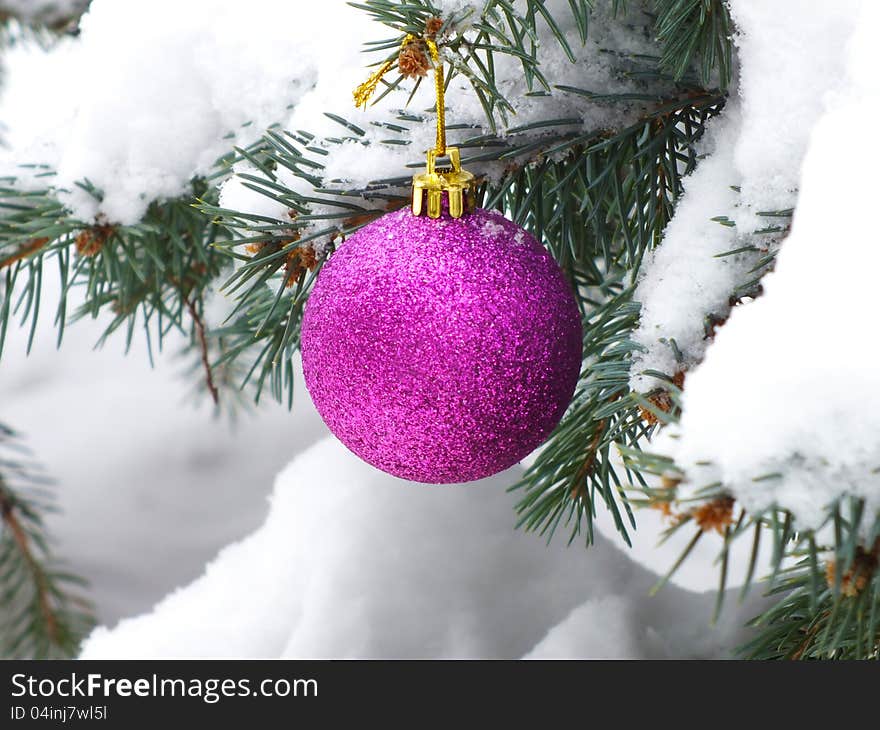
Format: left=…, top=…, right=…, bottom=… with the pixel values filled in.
left=570, top=419, right=607, bottom=499
left=789, top=615, right=825, bottom=661
left=569, top=390, right=629, bottom=499
left=0, top=238, right=49, bottom=271
left=0, top=486, right=59, bottom=643
left=184, top=297, right=219, bottom=406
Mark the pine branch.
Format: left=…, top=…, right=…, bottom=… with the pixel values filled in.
left=195, top=33, right=725, bottom=558
left=512, top=293, right=646, bottom=546
left=0, top=424, right=93, bottom=659
left=623, top=420, right=880, bottom=659
left=740, top=503, right=880, bottom=660
left=0, top=175, right=237, bottom=402
left=501, top=96, right=723, bottom=545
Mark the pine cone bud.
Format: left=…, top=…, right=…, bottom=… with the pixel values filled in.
left=284, top=241, right=317, bottom=288
left=425, top=16, right=444, bottom=37
left=75, top=224, right=114, bottom=257
left=692, top=496, right=735, bottom=534
left=398, top=43, right=431, bottom=79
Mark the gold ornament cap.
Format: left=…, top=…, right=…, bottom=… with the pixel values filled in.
left=411, top=147, right=476, bottom=219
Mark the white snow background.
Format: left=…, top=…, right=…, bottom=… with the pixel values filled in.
left=1, top=0, right=871, bottom=657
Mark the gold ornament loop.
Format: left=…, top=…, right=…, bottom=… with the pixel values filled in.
left=424, top=38, right=445, bottom=156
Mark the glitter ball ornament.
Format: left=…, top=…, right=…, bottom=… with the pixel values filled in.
left=301, top=204, right=582, bottom=483
left=303, top=34, right=582, bottom=483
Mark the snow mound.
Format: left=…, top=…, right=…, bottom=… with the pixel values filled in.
left=81, top=437, right=761, bottom=659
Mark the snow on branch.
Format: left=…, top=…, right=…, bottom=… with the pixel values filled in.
left=672, top=0, right=880, bottom=529
left=636, top=0, right=880, bottom=529
left=0, top=0, right=366, bottom=225
left=630, top=0, right=862, bottom=392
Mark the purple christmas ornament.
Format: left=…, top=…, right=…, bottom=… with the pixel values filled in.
left=301, top=206, right=582, bottom=483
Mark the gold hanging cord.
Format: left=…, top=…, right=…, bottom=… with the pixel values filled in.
left=353, top=30, right=475, bottom=219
